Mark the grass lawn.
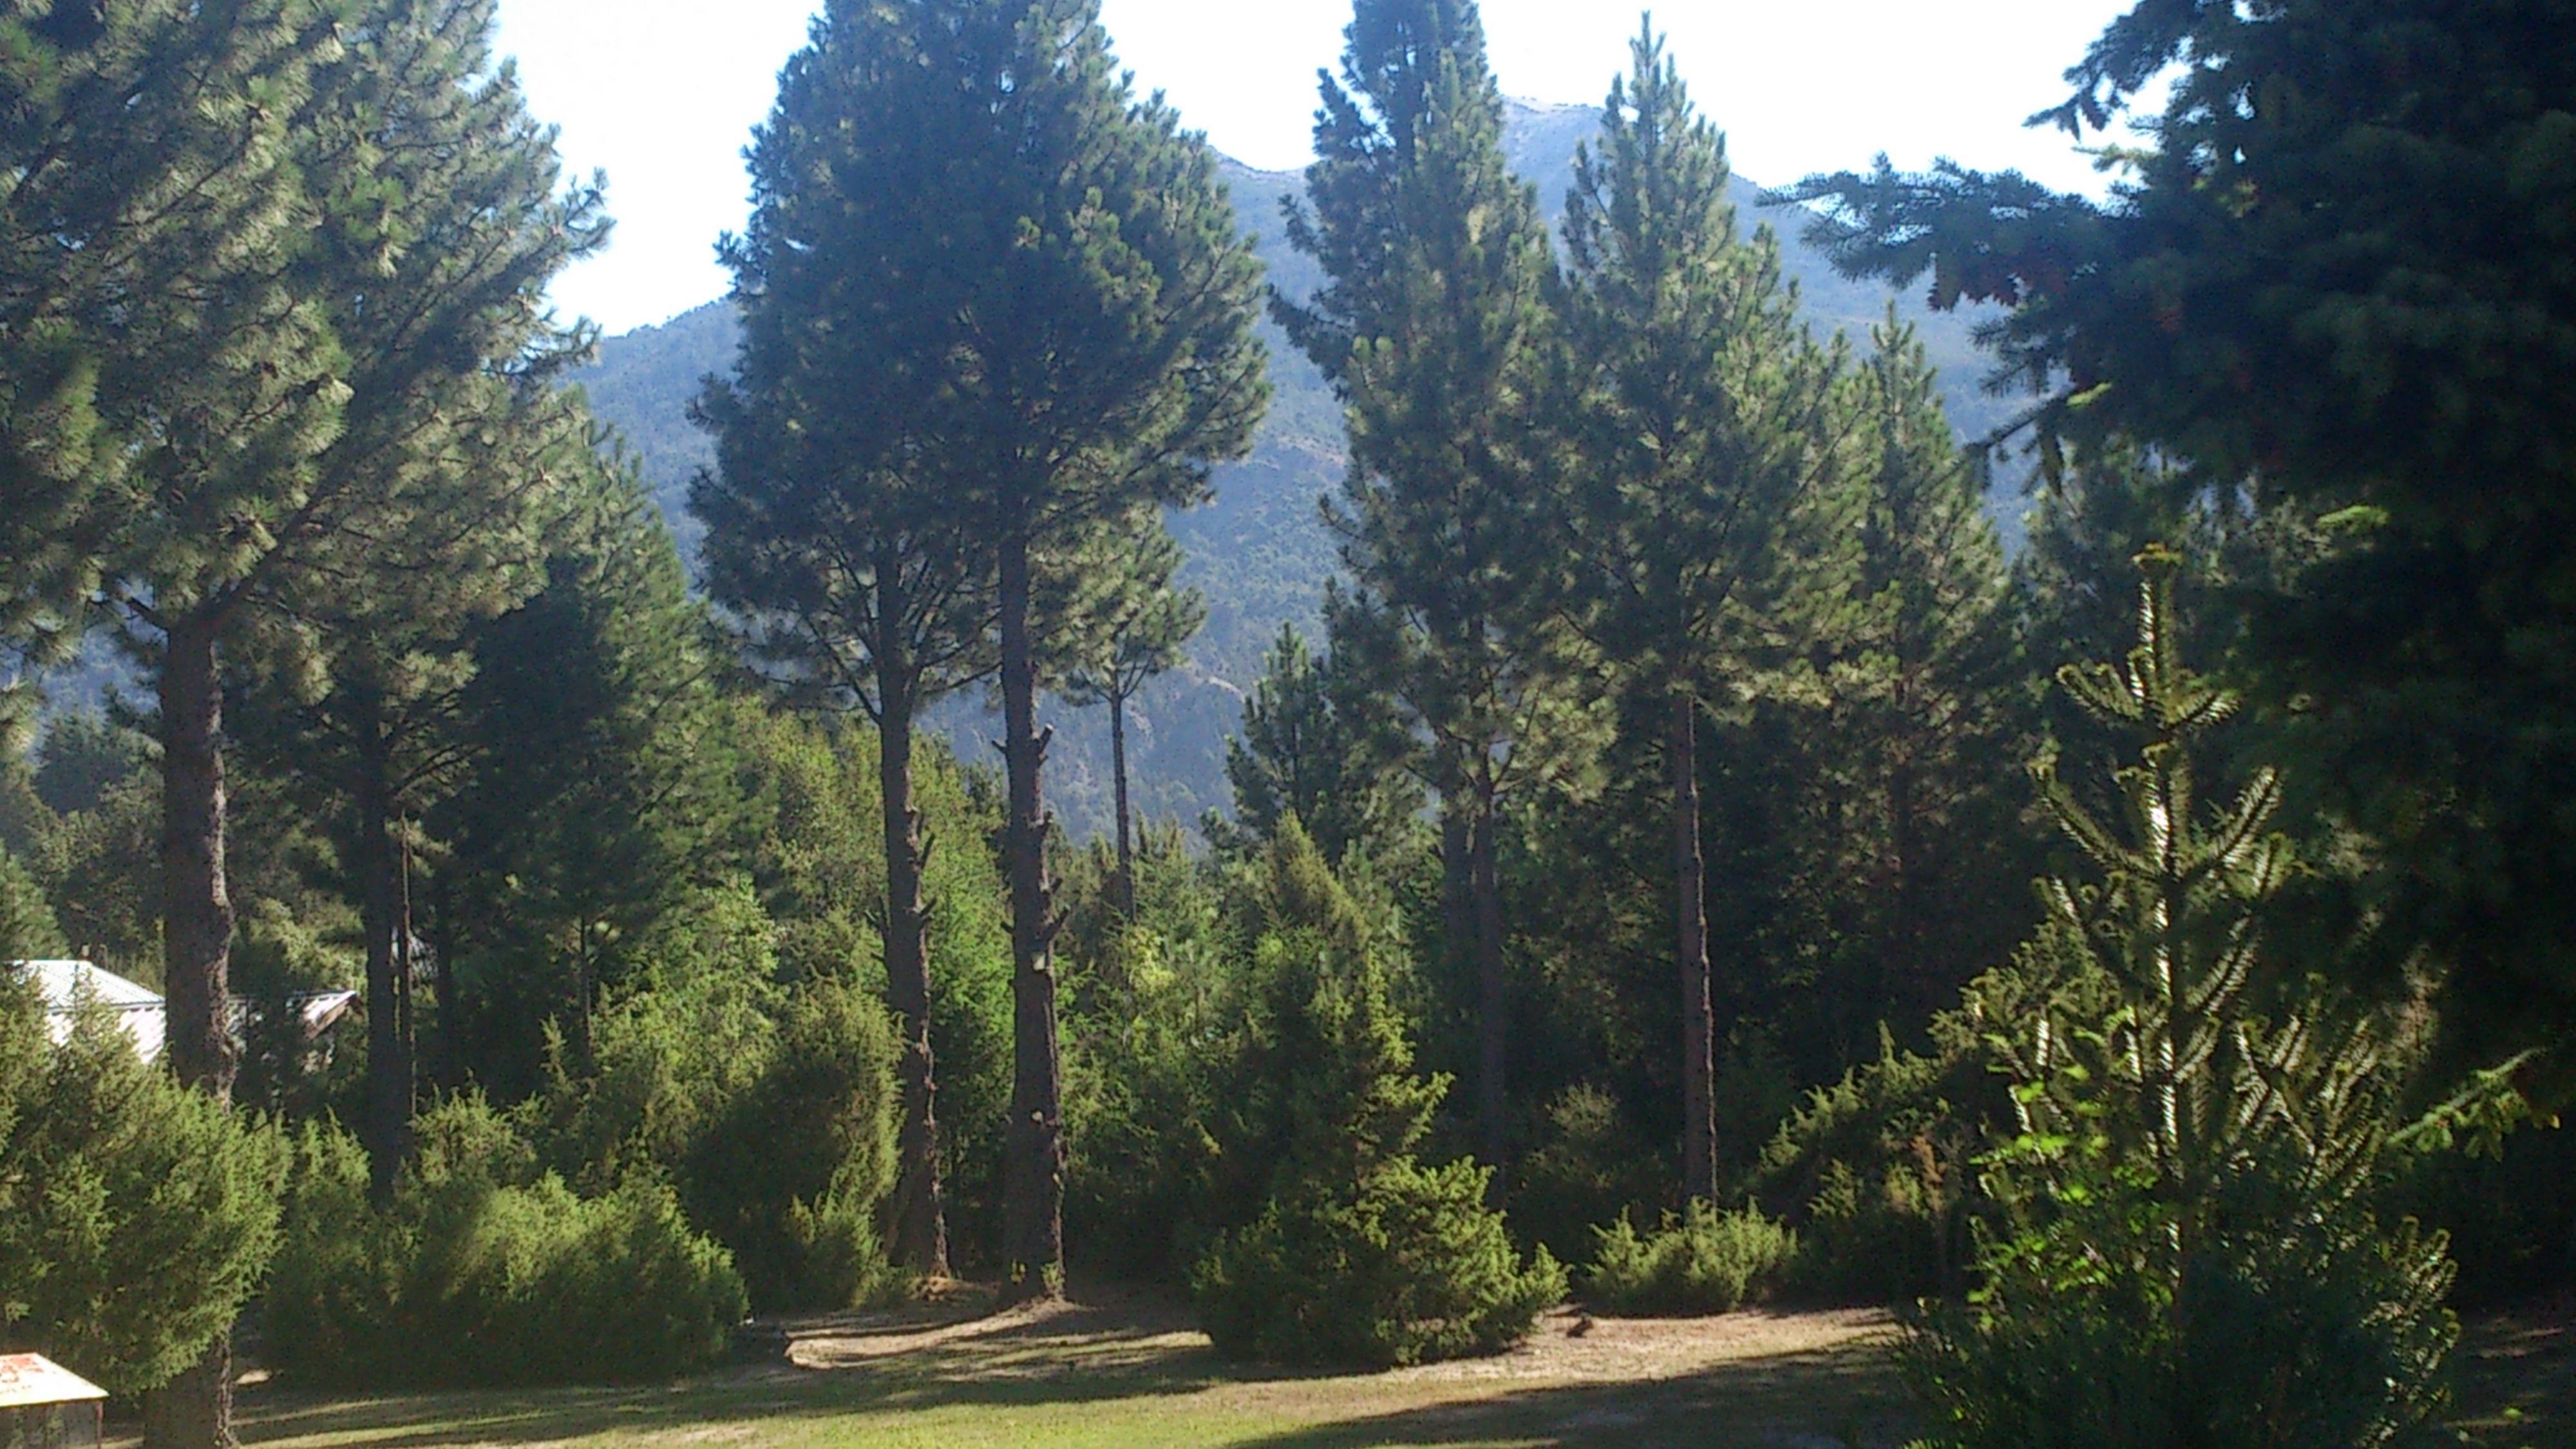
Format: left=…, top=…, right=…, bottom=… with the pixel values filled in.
left=203, top=1289, right=2571, bottom=1449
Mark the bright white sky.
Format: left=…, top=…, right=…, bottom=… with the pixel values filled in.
left=493, top=0, right=2141, bottom=336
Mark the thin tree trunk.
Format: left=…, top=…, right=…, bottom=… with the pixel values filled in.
left=1111, top=688, right=1134, bottom=916
left=1468, top=796, right=1509, bottom=1199
left=146, top=611, right=238, bottom=1449
left=573, top=920, right=594, bottom=1070
left=998, top=535, right=1064, bottom=1300
left=354, top=696, right=412, bottom=1204
left=395, top=822, right=414, bottom=1106
left=876, top=638, right=949, bottom=1278
left=1672, top=690, right=1717, bottom=1206
left=426, top=865, right=456, bottom=1094
left=1439, top=781, right=1473, bottom=987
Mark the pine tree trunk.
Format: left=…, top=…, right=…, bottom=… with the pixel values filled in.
left=1671, top=690, right=1718, bottom=1205
left=998, top=535, right=1064, bottom=1300
left=1468, top=795, right=1510, bottom=1198
left=354, top=696, right=412, bottom=1204
left=1111, top=688, right=1135, bottom=917
left=1439, top=782, right=1473, bottom=987
left=573, top=920, right=594, bottom=1071
left=876, top=639, right=949, bottom=1278
left=147, top=611, right=238, bottom=1449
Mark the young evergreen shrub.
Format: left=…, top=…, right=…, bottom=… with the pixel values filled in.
left=1750, top=1012, right=2024, bottom=1304
left=0, top=984, right=287, bottom=1396
left=1188, top=825, right=1565, bottom=1367
left=1908, top=1132, right=2457, bottom=1449
left=1584, top=1202, right=1795, bottom=1316
left=1196, top=1156, right=1565, bottom=1367
left=527, top=905, right=904, bottom=1312
left=265, top=1099, right=746, bottom=1388
left=1907, top=553, right=2465, bottom=1449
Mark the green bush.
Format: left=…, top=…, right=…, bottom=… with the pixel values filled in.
left=1513, top=1084, right=1667, bottom=1270
left=1195, top=1157, right=1566, bottom=1368
left=527, top=906, right=904, bottom=1312
left=0, top=982, right=286, bottom=1396
left=1906, top=1142, right=2458, bottom=1449
left=265, top=1099, right=745, bottom=1388
left=1584, top=1202, right=1795, bottom=1316
left=1751, top=1020, right=2003, bottom=1304
left=1186, top=826, right=1564, bottom=1367
left=0, top=842, right=64, bottom=960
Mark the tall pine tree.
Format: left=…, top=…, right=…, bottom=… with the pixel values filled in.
left=692, top=0, right=1015, bottom=1271
left=724, top=0, right=1265, bottom=1296
left=231, top=0, right=605, bottom=1200
left=0, top=0, right=341, bottom=753
left=1282, top=0, right=1586, bottom=1182
left=1556, top=22, right=1848, bottom=1202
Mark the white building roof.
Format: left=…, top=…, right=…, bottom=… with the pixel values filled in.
left=15, top=959, right=166, bottom=1061
left=10, top=961, right=360, bottom=1065
left=0, top=1354, right=107, bottom=1408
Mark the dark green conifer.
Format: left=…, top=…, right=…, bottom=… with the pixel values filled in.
left=1282, top=0, right=1586, bottom=1182
left=1219, top=620, right=1421, bottom=868
left=438, top=466, right=734, bottom=1099
left=732, top=0, right=1265, bottom=1296
left=1556, top=21, right=1846, bottom=1202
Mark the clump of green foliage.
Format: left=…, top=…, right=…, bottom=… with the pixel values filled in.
left=0, top=981, right=286, bottom=1396
left=1189, top=825, right=1565, bottom=1367
left=265, top=1097, right=745, bottom=1389
left=0, top=843, right=63, bottom=960
left=527, top=887, right=906, bottom=1313
left=1906, top=552, right=2464, bottom=1449
left=1513, top=1083, right=1669, bottom=1270
left=1584, top=1202, right=1795, bottom=1316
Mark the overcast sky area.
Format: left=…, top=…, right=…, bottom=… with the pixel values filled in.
left=492, top=0, right=2144, bottom=337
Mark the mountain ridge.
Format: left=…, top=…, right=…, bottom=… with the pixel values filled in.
left=573, top=99, right=2020, bottom=838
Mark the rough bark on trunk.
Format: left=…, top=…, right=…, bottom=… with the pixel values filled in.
left=1468, top=798, right=1509, bottom=1199
left=998, top=536, right=1063, bottom=1299
left=1110, top=688, right=1134, bottom=917
left=354, top=696, right=412, bottom=1204
left=1671, top=690, right=1717, bottom=1205
left=1439, top=791, right=1473, bottom=985
left=876, top=632, right=949, bottom=1278
left=146, top=612, right=238, bottom=1449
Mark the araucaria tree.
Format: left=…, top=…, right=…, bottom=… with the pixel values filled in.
left=1556, top=23, right=1847, bottom=1204
left=1282, top=0, right=1584, bottom=1182
left=717, top=0, right=1266, bottom=1298
left=1909, top=549, right=2463, bottom=1448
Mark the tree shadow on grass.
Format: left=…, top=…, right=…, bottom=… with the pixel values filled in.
left=232, top=1329, right=1913, bottom=1449
left=1224, top=1343, right=1916, bottom=1449
left=231, top=1294, right=1302, bottom=1449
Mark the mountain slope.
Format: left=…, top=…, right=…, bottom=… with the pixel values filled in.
left=574, top=100, right=2018, bottom=838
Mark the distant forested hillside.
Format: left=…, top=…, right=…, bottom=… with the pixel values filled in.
left=572, top=100, right=2018, bottom=838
